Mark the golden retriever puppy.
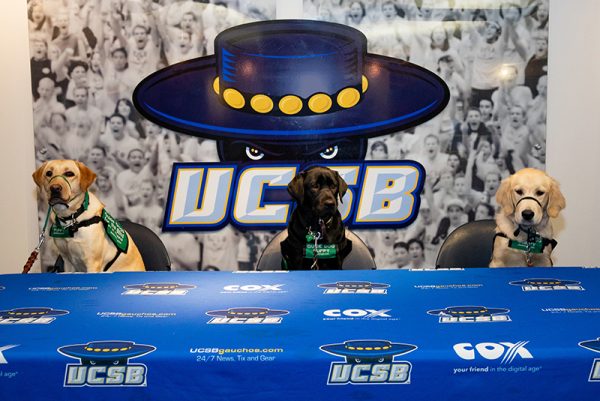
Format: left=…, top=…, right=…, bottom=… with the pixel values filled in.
left=33, top=160, right=145, bottom=272
left=490, top=168, right=565, bottom=267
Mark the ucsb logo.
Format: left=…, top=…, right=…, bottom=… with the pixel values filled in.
left=454, top=341, right=533, bottom=364
left=64, top=364, right=147, bottom=387
left=427, top=306, right=511, bottom=323
left=0, top=307, right=68, bottom=324
left=318, top=281, right=390, bottom=294
left=163, top=161, right=424, bottom=230
left=320, top=340, right=416, bottom=385
left=206, top=307, right=289, bottom=324
left=58, top=341, right=156, bottom=387
left=509, top=278, right=584, bottom=291
left=579, top=338, right=600, bottom=382
left=122, top=283, right=196, bottom=295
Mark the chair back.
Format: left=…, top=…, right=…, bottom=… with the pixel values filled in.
left=435, top=219, right=496, bottom=269
left=119, top=220, right=171, bottom=271
left=256, top=229, right=376, bottom=270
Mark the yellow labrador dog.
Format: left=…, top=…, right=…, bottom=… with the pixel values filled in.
left=33, top=160, right=145, bottom=272
left=490, top=168, right=565, bottom=267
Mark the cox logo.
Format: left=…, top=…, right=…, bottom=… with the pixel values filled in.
left=454, top=341, right=533, bottom=364
left=222, top=284, right=284, bottom=292
left=0, top=344, right=18, bottom=364
left=324, top=309, right=391, bottom=319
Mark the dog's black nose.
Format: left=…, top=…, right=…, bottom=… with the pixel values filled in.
left=50, top=185, right=62, bottom=195
left=324, top=199, right=336, bottom=209
left=522, top=210, right=535, bottom=221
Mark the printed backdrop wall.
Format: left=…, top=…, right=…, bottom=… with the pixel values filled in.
left=28, top=0, right=549, bottom=271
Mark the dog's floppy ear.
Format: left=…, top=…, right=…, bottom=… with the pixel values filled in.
left=334, top=170, right=348, bottom=203
left=495, top=175, right=514, bottom=216
left=76, top=161, right=97, bottom=192
left=32, top=162, right=48, bottom=188
left=288, top=171, right=306, bottom=203
left=547, top=177, right=566, bottom=218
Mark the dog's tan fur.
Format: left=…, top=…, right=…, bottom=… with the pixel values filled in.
left=490, top=168, right=565, bottom=267
left=33, top=160, right=145, bottom=272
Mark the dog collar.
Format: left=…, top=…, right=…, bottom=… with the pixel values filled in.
left=305, top=227, right=337, bottom=260
left=50, top=204, right=128, bottom=252
left=49, top=206, right=129, bottom=271
left=508, top=233, right=544, bottom=254
left=495, top=230, right=557, bottom=265
left=304, top=219, right=338, bottom=268
left=54, top=191, right=89, bottom=225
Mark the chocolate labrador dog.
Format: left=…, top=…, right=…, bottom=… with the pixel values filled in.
left=281, top=166, right=352, bottom=270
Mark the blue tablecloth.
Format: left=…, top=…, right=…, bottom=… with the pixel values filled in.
left=1, top=267, right=599, bottom=400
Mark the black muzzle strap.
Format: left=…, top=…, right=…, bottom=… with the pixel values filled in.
left=515, top=196, right=543, bottom=208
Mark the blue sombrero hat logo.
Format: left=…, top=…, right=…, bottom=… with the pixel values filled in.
left=427, top=306, right=510, bottom=317
left=318, top=281, right=390, bottom=290
left=0, top=307, right=69, bottom=319
left=124, top=283, right=196, bottom=290
left=510, top=278, right=582, bottom=287
left=321, top=339, right=416, bottom=363
left=133, top=19, right=449, bottom=142
left=206, top=307, right=289, bottom=319
left=580, top=338, right=600, bottom=354
left=58, top=341, right=156, bottom=365
left=579, top=338, right=600, bottom=382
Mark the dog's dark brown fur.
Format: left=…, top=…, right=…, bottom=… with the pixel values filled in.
left=281, top=166, right=352, bottom=270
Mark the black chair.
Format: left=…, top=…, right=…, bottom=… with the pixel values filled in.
left=256, top=229, right=376, bottom=270
left=435, top=219, right=496, bottom=269
left=119, top=220, right=171, bottom=271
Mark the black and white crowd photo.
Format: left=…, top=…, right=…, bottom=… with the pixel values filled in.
left=28, top=0, right=549, bottom=270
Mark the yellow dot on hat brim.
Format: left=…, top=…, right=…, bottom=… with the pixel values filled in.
left=337, top=88, right=360, bottom=108
left=362, top=75, right=369, bottom=93
left=223, top=88, right=245, bottom=109
left=212, top=77, right=220, bottom=95
left=308, top=93, right=332, bottom=114
left=279, top=95, right=303, bottom=115
left=250, top=94, right=274, bottom=113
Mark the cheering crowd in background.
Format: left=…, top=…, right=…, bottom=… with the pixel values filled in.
left=29, top=0, right=549, bottom=270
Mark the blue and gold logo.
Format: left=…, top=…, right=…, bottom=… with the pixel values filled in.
left=579, top=338, right=600, bottom=382
left=510, top=278, right=583, bottom=291
left=206, top=307, right=288, bottom=324
left=0, top=307, right=68, bottom=324
left=320, top=339, right=416, bottom=385
left=133, top=20, right=449, bottom=231
left=318, top=281, right=389, bottom=294
left=122, top=283, right=196, bottom=296
left=428, top=306, right=511, bottom=323
left=163, top=162, right=425, bottom=230
left=58, top=340, right=156, bottom=387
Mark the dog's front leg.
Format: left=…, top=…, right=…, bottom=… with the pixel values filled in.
left=85, top=240, right=114, bottom=273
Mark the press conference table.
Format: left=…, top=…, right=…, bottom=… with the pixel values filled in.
left=1, top=267, right=599, bottom=400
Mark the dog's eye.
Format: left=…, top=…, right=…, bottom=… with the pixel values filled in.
left=515, top=189, right=523, bottom=196
left=45, top=171, right=53, bottom=177
left=64, top=171, right=75, bottom=177
left=245, top=146, right=264, bottom=161
left=319, top=145, right=339, bottom=160
left=536, top=190, right=545, bottom=196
